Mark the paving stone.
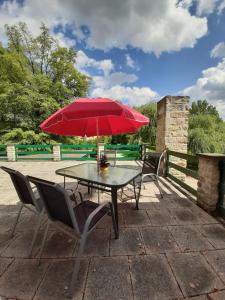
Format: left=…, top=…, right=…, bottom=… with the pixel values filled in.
left=189, top=206, right=219, bottom=225
left=171, top=197, right=197, bottom=209
left=137, top=200, right=158, bottom=210
left=123, top=209, right=151, bottom=227
left=141, top=226, right=179, bottom=253
left=0, top=203, right=21, bottom=215
left=208, top=290, right=225, bottom=299
left=167, top=252, right=224, bottom=297
left=0, top=213, right=18, bottom=232
left=169, top=208, right=203, bottom=225
left=203, top=250, right=225, bottom=284
left=130, top=254, right=182, bottom=300
left=110, top=228, right=144, bottom=256
left=198, top=225, right=225, bottom=248
left=1, top=230, right=42, bottom=258
left=168, top=225, right=213, bottom=252
left=75, top=229, right=109, bottom=257
left=147, top=209, right=177, bottom=225
left=0, top=232, right=14, bottom=255
left=186, top=296, right=207, bottom=300
left=15, top=212, right=45, bottom=232
left=0, top=259, right=48, bottom=299
left=0, top=258, right=13, bottom=277
left=84, top=256, right=132, bottom=300
left=96, top=212, right=123, bottom=229
left=39, top=230, right=77, bottom=258
left=34, top=259, right=89, bottom=300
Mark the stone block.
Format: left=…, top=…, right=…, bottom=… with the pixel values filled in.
left=130, top=254, right=182, bottom=299
left=167, top=252, right=224, bottom=297
left=84, top=256, right=132, bottom=300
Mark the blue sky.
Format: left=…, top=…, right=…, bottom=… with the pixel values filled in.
left=0, top=0, right=225, bottom=118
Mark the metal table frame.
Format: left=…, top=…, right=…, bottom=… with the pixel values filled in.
left=55, top=163, right=142, bottom=238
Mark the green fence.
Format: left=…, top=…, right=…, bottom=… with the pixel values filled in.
left=166, top=150, right=199, bottom=196
left=0, top=145, right=7, bottom=161
left=104, top=144, right=141, bottom=161
left=15, top=144, right=53, bottom=161
left=217, top=160, right=225, bottom=218
left=60, top=144, right=97, bottom=161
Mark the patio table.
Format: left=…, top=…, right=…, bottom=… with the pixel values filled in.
left=55, top=163, right=142, bottom=238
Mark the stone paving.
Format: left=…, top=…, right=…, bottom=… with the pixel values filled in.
left=0, top=161, right=225, bottom=300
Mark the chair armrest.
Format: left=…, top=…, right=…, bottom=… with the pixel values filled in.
left=83, top=202, right=109, bottom=233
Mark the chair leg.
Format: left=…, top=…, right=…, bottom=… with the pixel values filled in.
left=109, top=203, right=118, bottom=238
left=38, top=221, right=50, bottom=265
left=28, top=210, right=45, bottom=258
left=10, top=203, right=24, bottom=238
left=68, top=235, right=87, bottom=297
left=155, top=176, right=163, bottom=198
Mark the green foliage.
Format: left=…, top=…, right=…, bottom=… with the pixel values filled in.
left=188, top=101, right=225, bottom=154
left=190, top=100, right=220, bottom=119
left=0, top=128, right=55, bottom=144
left=110, top=102, right=157, bottom=146
left=129, top=102, right=157, bottom=145
left=0, top=22, right=89, bottom=143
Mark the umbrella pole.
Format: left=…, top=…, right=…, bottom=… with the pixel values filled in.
left=96, top=118, right=100, bottom=173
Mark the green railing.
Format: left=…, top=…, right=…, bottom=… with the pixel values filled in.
left=166, top=150, right=199, bottom=196
left=15, top=144, right=53, bottom=161
left=217, top=160, right=225, bottom=218
left=60, top=144, right=97, bottom=161
left=0, top=145, right=7, bottom=161
left=104, top=144, right=141, bottom=161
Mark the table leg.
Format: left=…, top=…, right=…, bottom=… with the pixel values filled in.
left=111, top=187, right=119, bottom=239
left=64, top=176, right=65, bottom=189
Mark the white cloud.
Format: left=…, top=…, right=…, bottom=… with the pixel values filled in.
left=211, top=42, right=225, bottom=58
left=125, top=54, right=135, bottom=69
left=76, top=50, right=113, bottom=75
left=0, top=0, right=208, bottom=55
left=53, top=32, right=76, bottom=48
left=218, top=0, right=225, bottom=14
left=183, top=58, right=225, bottom=119
left=92, top=86, right=158, bottom=106
left=195, top=0, right=219, bottom=16
left=93, top=72, right=138, bottom=89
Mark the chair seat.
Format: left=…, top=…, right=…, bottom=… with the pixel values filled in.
left=74, top=201, right=108, bottom=233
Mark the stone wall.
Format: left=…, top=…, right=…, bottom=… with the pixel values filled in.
left=197, top=154, right=225, bottom=212
left=156, top=96, right=189, bottom=179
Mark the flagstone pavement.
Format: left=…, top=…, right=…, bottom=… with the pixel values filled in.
left=0, top=161, right=225, bottom=300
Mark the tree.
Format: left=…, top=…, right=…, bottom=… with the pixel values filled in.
left=190, top=100, right=220, bottom=119
left=188, top=101, right=225, bottom=154
left=0, top=22, right=89, bottom=143
left=130, top=102, right=157, bottom=145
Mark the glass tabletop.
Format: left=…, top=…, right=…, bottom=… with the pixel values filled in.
left=56, top=163, right=142, bottom=188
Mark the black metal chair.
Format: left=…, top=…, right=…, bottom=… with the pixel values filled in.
left=119, top=150, right=166, bottom=208
left=0, top=166, right=44, bottom=257
left=140, top=150, right=166, bottom=198
left=28, top=176, right=117, bottom=297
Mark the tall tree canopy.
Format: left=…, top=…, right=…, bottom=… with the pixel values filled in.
left=188, top=100, right=225, bottom=154
left=0, top=22, right=89, bottom=143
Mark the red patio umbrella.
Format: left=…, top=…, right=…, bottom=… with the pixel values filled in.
left=40, top=98, right=149, bottom=167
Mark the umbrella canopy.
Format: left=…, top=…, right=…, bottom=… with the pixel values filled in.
left=40, top=98, right=149, bottom=137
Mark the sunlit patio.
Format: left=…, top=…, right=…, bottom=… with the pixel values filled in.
left=0, top=161, right=225, bottom=300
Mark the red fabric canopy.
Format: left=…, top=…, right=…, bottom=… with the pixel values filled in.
left=40, top=98, right=149, bottom=137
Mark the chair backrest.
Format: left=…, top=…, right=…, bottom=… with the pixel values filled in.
left=27, top=176, right=80, bottom=235
left=0, top=166, right=37, bottom=206
left=142, top=150, right=166, bottom=176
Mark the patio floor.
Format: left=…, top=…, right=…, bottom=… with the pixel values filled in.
left=0, top=161, right=225, bottom=300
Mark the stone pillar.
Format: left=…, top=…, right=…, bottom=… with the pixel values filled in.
left=156, top=96, right=189, bottom=179
left=53, top=144, right=61, bottom=161
left=197, top=154, right=225, bottom=212
left=7, top=144, right=16, bottom=162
